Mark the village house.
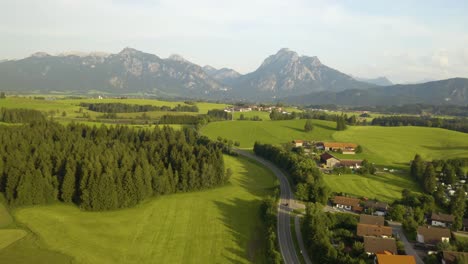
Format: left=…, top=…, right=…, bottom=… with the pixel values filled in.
left=332, top=196, right=363, bottom=212
left=317, top=142, right=358, bottom=154
left=320, top=153, right=363, bottom=169
left=463, top=219, right=468, bottom=232
left=360, top=214, right=385, bottom=226
left=375, top=254, right=416, bottom=264
left=363, top=236, right=397, bottom=255
left=364, top=200, right=389, bottom=216
left=357, top=223, right=393, bottom=237
left=321, top=153, right=340, bottom=168
left=416, top=226, right=451, bottom=245
left=430, top=212, right=454, bottom=228
left=442, top=251, right=468, bottom=264
left=339, top=159, right=363, bottom=169
left=292, top=140, right=304, bottom=147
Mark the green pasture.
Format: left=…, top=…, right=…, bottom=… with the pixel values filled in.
left=201, top=119, right=336, bottom=148
left=323, top=172, right=422, bottom=202
left=332, top=126, right=468, bottom=167
left=12, top=155, right=277, bottom=264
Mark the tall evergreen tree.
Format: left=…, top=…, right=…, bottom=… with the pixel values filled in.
left=423, top=163, right=437, bottom=194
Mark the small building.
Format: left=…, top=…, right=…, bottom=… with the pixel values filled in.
left=416, top=226, right=451, bottom=245
left=292, top=140, right=304, bottom=147
left=463, top=219, right=468, bottom=232
left=375, top=254, right=416, bottom=264
left=320, top=142, right=358, bottom=154
left=363, top=236, right=397, bottom=255
left=431, top=212, right=454, bottom=228
left=332, top=196, right=362, bottom=212
left=442, top=251, right=468, bottom=264
left=321, top=153, right=340, bottom=168
left=338, top=159, right=363, bottom=169
left=357, top=223, right=392, bottom=237
left=360, top=214, right=385, bottom=226
left=364, top=200, right=389, bottom=216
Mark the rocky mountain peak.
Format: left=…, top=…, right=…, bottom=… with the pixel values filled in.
left=167, top=54, right=188, bottom=63
left=118, top=47, right=142, bottom=56
left=30, top=52, right=51, bottom=58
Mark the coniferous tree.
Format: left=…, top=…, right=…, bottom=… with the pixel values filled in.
left=423, top=164, right=437, bottom=194
left=304, top=119, right=313, bottom=132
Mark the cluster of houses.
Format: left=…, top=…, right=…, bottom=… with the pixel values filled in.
left=332, top=196, right=468, bottom=263
left=358, top=214, right=416, bottom=263
left=224, top=105, right=287, bottom=113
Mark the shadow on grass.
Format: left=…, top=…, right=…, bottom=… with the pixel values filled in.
left=214, top=198, right=265, bottom=264
left=421, top=145, right=468, bottom=151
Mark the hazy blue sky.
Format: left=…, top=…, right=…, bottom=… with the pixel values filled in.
left=1, top=0, right=468, bottom=83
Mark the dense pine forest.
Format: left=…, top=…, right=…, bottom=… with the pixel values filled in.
left=0, top=118, right=230, bottom=211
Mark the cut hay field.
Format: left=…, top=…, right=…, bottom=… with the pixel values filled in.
left=323, top=172, right=422, bottom=202
left=201, top=119, right=336, bottom=148
left=9, top=155, right=276, bottom=264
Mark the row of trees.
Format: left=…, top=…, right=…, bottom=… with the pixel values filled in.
left=253, top=142, right=329, bottom=203
left=372, top=116, right=468, bottom=133
left=80, top=103, right=199, bottom=113
left=0, top=92, right=5, bottom=99
left=0, top=120, right=230, bottom=211
left=260, top=196, right=282, bottom=264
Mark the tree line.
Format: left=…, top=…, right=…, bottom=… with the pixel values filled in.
left=372, top=116, right=468, bottom=133
left=260, top=194, right=282, bottom=264
left=0, top=120, right=230, bottom=211
left=253, top=142, right=329, bottom=203
left=80, top=102, right=199, bottom=113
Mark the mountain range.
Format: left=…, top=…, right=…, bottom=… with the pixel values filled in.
left=0, top=48, right=467, bottom=105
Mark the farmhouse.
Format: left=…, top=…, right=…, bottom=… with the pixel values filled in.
left=430, top=212, right=454, bottom=228
left=375, top=254, right=416, bottom=264
left=363, top=236, right=397, bottom=255
left=442, top=251, right=468, bottom=264
left=318, top=142, right=358, bottom=154
left=357, top=223, right=392, bottom=237
left=364, top=200, right=389, bottom=216
left=292, top=140, right=304, bottom=147
left=320, top=153, right=340, bottom=168
left=360, top=214, right=385, bottom=226
left=339, top=159, right=363, bottom=169
left=416, top=226, right=451, bottom=245
left=332, top=196, right=362, bottom=212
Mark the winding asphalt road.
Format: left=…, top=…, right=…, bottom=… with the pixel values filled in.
left=235, top=150, right=311, bottom=264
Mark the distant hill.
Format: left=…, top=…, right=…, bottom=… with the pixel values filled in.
left=230, top=48, right=373, bottom=99
left=284, top=78, right=468, bottom=106
left=0, top=48, right=229, bottom=97
left=354, top=76, right=393, bottom=86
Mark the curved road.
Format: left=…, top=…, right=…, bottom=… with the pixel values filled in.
left=235, top=150, right=311, bottom=264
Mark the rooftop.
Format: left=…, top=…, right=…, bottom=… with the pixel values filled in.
left=333, top=196, right=361, bottom=207
left=431, top=212, right=454, bottom=223
left=417, top=226, right=451, bottom=244
left=360, top=215, right=385, bottom=226
left=357, top=223, right=393, bottom=237
left=364, top=236, right=397, bottom=254
left=376, top=254, right=416, bottom=264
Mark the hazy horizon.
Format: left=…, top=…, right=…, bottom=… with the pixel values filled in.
left=1, top=0, right=468, bottom=83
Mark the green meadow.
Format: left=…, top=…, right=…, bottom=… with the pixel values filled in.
left=323, top=172, right=422, bottom=202
left=4, top=155, right=276, bottom=264
left=201, top=119, right=336, bottom=148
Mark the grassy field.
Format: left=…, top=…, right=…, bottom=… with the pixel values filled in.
left=0, top=97, right=229, bottom=125
left=201, top=119, right=336, bottom=148
left=332, top=126, right=468, bottom=167
left=323, top=172, right=422, bottom=202
left=10, top=155, right=277, bottom=264
left=0, top=230, right=27, bottom=250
